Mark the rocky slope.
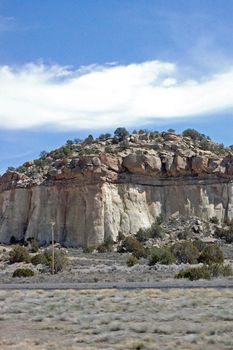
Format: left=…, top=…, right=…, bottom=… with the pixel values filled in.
left=0, top=131, right=233, bottom=247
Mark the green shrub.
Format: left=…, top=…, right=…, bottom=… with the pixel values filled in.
left=105, top=146, right=114, bottom=154
left=97, top=236, right=114, bottom=253
left=182, top=128, right=208, bottom=141
left=135, top=221, right=164, bottom=242
left=210, top=216, right=219, bottom=224
left=97, top=244, right=109, bottom=253
left=222, top=230, right=233, bottom=243
left=149, top=247, right=176, bottom=265
left=215, top=226, right=233, bottom=243
left=199, top=139, right=211, bottom=151
left=9, top=245, right=31, bottom=264
left=127, top=255, right=139, bottom=267
left=43, top=249, right=68, bottom=273
left=66, top=139, right=74, bottom=146
left=114, top=127, right=129, bottom=141
left=119, top=140, right=129, bottom=151
left=135, top=228, right=151, bottom=242
left=84, top=134, right=94, bottom=144
left=10, top=236, right=18, bottom=244
left=175, top=264, right=233, bottom=280
left=117, top=232, right=125, bottom=242
left=175, top=266, right=211, bottom=280
left=99, top=133, right=111, bottom=140
left=149, top=222, right=164, bottom=239
left=118, top=236, right=147, bottom=258
left=208, top=263, right=233, bottom=277
left=27, top=238, right=40, bottom=253
left=13, top=268, right=34, bottom=278
left=112, top=136, right=119, bottom=144
left=171, top=241, right=199, bottom=264
left=214, top=227, right=225, bottom=240
left=198, top=244, right=224, bottom=265
left=39, top=150, right=48, bottom=159
left=83, top=246, right=95, bottom=253
left=31, top=253, right=48, bottom=266
left=156, top=213, right=165, bottom=225
left=17, top=166, right=27, bottom=173
left=193, top=239, right=207, bottom=252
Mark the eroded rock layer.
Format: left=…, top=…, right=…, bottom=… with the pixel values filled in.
left=0, top=132, right=233, bottom=246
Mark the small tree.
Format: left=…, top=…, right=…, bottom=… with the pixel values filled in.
left=114, top=127, right=129, bottom=141
left=182, top=129, right=203, bottom=141
left=43, top=249, right=68, bottom=274
left=99, top=133, right=111, bottom=140
left=97, top=236, right=114, bottom=253
left=74, top=138, right=83, bottom=144
left=7, top=166, right=16, bottom=172
left=39, top=150, right=48, bottom=159
left=66, top=139, right=73, bottom=146
left=85, top=134, right=94, bottom=144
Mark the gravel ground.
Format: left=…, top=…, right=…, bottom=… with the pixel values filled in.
left=0, top=249, right=186, bottom=284
left=1, top=247, right=233, bottom=285
left=1, top=288, right=233, bottom=350
left=1, top=246, right=233, bottom=349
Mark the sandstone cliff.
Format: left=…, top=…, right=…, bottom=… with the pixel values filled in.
left=0, top=132, right=233, bottom=247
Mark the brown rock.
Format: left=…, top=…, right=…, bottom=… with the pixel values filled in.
left=123, top=154, right=145, bottom=174
left=100, top=155, right=120, bottom=172
left=163, top=132, right=182, bottom=142
left=192, top=156, right=209, bottom=173
left=171, top=155, right=188, bottom=175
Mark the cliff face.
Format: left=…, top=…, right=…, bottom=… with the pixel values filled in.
left=0, top=132, right=233, bottom=247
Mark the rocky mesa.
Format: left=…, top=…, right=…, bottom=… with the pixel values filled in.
left=0, top=129, right=233, bottom=247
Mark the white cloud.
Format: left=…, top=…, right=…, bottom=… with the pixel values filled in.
left=0, top=60, right=233, bottom=130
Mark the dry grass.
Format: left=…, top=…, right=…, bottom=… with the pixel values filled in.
left=0, top=289, right=233, bottom=349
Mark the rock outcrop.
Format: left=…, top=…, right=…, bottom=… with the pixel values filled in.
left=0, top=132, right=233, bottom=247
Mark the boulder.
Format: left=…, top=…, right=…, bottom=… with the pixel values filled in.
left=163, top=132, right=182, bottom=142
left=192, top=156, right=209, bottom=174
left=123, top=154, right=145, bottom=174
left=144, top=155, right=161, bottom=174
left=100, top=155, right=120, bottom=172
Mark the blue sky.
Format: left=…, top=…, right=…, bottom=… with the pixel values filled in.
left=0, top=0, right=233, bottom=173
